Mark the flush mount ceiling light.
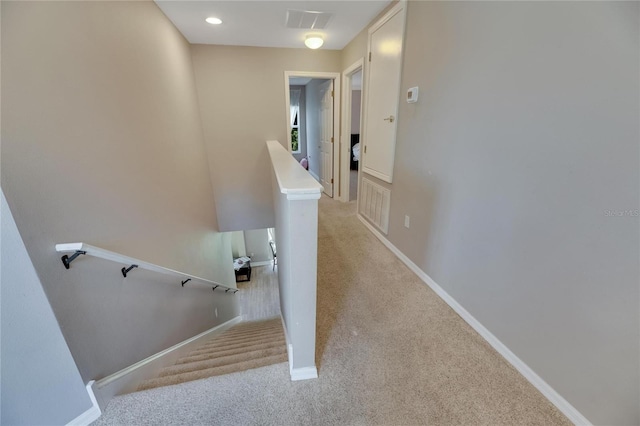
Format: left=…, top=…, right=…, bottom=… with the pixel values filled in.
left=205, top=17, right=222, bottom=25
left=304, top=35, right=324, bottom=49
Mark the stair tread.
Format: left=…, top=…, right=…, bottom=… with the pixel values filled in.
left=204, top=326, right=283, bottom=343
left=193, top=330, right=284, bottom=351
left=177, top=339, right=286, bottom=364
left=220, top=321, right=281, bottom=333
left=138, top=353, right=287, bottom=391
left=160, top=345, right=287, bottom=376
left=227, top=319, right=281, bottom=332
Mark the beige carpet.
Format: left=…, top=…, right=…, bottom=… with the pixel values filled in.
left=137, top=318, right=287, bottom=391
left=95, top=196, right=570, bottom=425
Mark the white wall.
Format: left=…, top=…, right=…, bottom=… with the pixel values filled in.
left=231, top=231, right=247, bottom=258
left=351, top=2, right=639, bottom=424
left=191, top=45, right=341, bottom=232
left=244, top=229, right=272, bottom=263
left=1, top=191, right=93, bottom=425
left=1, top=1, right=239, bottom=383
left=267, top=141, right=322, bottom=379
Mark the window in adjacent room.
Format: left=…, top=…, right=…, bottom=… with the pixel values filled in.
left=290, top=89, right=301, bottom=153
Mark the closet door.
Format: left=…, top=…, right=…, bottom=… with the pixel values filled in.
left=362, top=3, right=406, bottom=183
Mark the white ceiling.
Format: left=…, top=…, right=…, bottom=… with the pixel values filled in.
left=154, top=1, right=392, bottom=50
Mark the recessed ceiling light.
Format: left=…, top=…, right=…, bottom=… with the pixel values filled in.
left=205, top=17, right=222, bottom=25
left=304, top=35, right=324, bottom=49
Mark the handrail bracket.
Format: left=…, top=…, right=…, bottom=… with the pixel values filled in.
left=61, top=251, right=87, bottom=269
left=121, top=264, right=138, bottom=278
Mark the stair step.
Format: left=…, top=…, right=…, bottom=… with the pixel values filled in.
left=232, top=317, right=280, bottom=328
left=136, top=318, right=287, bottom=393
left=159, top=345, right=287, bottom=377
left=176, top=339, right=287, bottom=365
left=138, top=352, right=288, bottom=391
left=205, top=325, right=283, bottom=342
left=215, top=321, right=282, bottom=336
left=227, top=318, right=281, bottom=333
left=193, top=329, right=284, bottom=351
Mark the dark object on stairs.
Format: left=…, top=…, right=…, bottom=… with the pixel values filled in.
left=350, top=134, right=360, bottom=170
left=137, top=317, right=287, bottom=391
left=269, top=240, right=277, bottom=271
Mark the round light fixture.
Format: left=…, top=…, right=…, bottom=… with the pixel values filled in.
left=304, top=35, right=324, bottom=49
left=205, top=17, right=222, bottom=25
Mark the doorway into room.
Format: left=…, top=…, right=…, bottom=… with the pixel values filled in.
left=341, top=59, right=364, bottom=202
left=285, top=71, right=340, bottom=198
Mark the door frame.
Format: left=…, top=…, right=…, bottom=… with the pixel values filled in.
left=284, top=71, right=341, bottom=198
left=340, top=59, right=365, bottom=203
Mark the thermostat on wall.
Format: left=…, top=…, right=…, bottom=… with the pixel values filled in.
left=407, top=87, right=419, bottom=103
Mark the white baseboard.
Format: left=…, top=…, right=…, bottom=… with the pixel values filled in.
left=249, top=260, right=272, bottom=267
left=92, top=316, right=243, bottom=411
left=357, top=215, right=592, bottom=426
left=66, top=381, right=101, bottom=426
left=280, top=314, right=318, bottom=381
left=290, top=366, right=319, bottom=381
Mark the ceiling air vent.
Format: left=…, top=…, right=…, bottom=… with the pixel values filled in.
left=285, top=10, right=332, bottom=29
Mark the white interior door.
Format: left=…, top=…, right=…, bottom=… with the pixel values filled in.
left=362, top=4, right=405, bottom=183
left=319, top=80, right=334, bottom=196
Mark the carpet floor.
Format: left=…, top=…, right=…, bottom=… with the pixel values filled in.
left=94, top=196, right=570, bottom=426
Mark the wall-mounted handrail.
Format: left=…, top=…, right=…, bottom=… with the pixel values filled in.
left=55, top=242, right=238, bottom=293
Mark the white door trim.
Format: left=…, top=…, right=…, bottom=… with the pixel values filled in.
left=284, top=71, right=341, bottom=198
left=340, top=59, right=365, bottom=203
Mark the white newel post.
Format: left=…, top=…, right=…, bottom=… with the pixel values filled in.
left=266, top=140, right=322, bottom=381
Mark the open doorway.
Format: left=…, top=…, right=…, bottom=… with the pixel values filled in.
left=285, top=71, right=340, bottom=198
left=341, top=59, right=364, bottom=203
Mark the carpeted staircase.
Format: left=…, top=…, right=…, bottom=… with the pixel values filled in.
left=138, top=317, right=287, bottom=391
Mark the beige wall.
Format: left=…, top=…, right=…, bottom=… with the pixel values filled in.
left=351, top=90, right=362, bottom=134
left=341, top=26, right=368, bottom=72
left=191, top=45, right=341, bottom=231
left=373, top=2, right=638, bottom=424
left=1, top=1, right=238, bottom=381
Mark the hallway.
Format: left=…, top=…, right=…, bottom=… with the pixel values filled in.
left=95, top=196, right=569, bottom=425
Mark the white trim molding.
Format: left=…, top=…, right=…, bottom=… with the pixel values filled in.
left=290, top=366, right=319, bottom=381
left=283, top=327, right=318, bottom=381
left=66, top=381, right=101, bottom=426
left=357, top=214, right=593, bottom=426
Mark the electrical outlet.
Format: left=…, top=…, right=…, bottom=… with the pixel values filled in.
left=404, top=215, right=410, bottom=228
left=215, top=308, right=218, bottom=318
